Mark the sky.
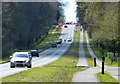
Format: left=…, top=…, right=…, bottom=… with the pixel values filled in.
left=59, top=0, right=78, bottom=23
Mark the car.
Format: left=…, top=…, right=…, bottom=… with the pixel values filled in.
left=65, top=22, right=71, bottom=24
left=67, top=38, right=72, bottom=42
left=10, top=52, right=32, bottom=68
left=52, top=43, right=57, bottom=48
left=64, top=25, right=67, bottom=28
left=30, top=50, right=39, bottom=57
left=57, top=39, right=62, bottom=44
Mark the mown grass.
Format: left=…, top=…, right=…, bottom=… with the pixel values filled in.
left=31, top=27, right=62, bottom=51
left=0, top=56, right=11, bottom=64
left=97, top=71, right=119, bottom=84
left=2, top=30, right=86, bottom=82
left=87, top=34, right=119, bottom=67
left=83, top=32, right=98, bottom=67
left=0, top=59, right=10, bottom=64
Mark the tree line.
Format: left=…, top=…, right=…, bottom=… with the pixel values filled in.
left=77, top=2, right=119, bottom=61
left=2, top=2, right=61, bottom=58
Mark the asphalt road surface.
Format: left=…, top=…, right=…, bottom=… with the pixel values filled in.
left=0, top=24, right=75, bottom=78
left=76, top=28, right=88, bottom=66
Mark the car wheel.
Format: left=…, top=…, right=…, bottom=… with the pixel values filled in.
left=37, top=54, right=39, bottom=57
left=27, top=65, right=31, bottom=68
left=10, top=66, right=15, bottom=68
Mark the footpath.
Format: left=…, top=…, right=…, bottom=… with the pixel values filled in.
left=72, top=30, right=119, bottom=83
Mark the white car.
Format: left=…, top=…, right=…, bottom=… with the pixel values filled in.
left=10, top=52, right=32, bottom=68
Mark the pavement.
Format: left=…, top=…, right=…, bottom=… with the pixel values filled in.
left=72, top=67, right=102, bottom=83
left=76, top=29, right=88, bottom=67
left=72, top=30, right=120, bottom=83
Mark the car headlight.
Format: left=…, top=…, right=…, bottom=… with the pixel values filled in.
left=25, top=60, right=29, bottom=63
left=11, top=60, right=15, bottom=62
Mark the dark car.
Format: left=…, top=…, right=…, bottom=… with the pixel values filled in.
left=30, top=50, right=39, bottom=57
left=64, top=25, right=67, bottom=28
left=57, top=39, right=62, bottom=44
left=52, top=43, right=57, bottom=48
left=66, top=22, right=71, bottom=24
left=67, top=38, right=72, bottom=42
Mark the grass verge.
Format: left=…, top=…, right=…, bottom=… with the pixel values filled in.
left=90, top=43, right=119, bottom=67
left=86, top=33, right=119, bottom=67
left=0, top=59, right=10, bottom=64
left=83, top=32, right=98, bottom=67
left=97, top=71, right=119, bottom=84
left=2, top=30, right=86, bottom=82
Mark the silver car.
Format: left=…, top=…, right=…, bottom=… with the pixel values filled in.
left=10, top=52, right=32, bottom=68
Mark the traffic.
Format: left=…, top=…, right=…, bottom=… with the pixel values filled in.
left=0, top=23, right=79, bottom=78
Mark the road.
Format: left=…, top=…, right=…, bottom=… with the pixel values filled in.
left=0, top=24, right=75, bottom=78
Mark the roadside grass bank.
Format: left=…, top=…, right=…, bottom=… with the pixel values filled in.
left=0, top=27, right=61, bottom=64
left=33, top=27, right=62, bottom=52
left=97, top=71, right=119, bottom=84
left=90, top=43, right=119, bottom=67
left=2, top=30, right=86, bottom=82
left=87, top=33, right=119, bottom=67
left=83, top=32, right=97, bottom=67
left=0, top=59, right=10, bottom=64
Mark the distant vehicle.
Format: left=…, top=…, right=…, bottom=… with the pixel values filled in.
left=80, top=29, right=82, bottom=31
left=67, top=38, right=72, bottom=42
left=64, top=39, right=66, bottom=42
left=75, top=22, right=80, bottom=26
left=30, top=50, right=39, bottom=57
left=58, top=23, right=64, bottom=27
left=57, top=39, right=62, bottom=44
left=64, top=25, right=67, bottom=28
left=10, top=52, right=32, bottom=68
left=52, top=43, right=57, bottom=48
left=65, top=22, right=71, bottom=24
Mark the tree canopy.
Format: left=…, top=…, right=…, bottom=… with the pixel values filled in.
left=2, top=2, right=61, bottom=58
left=77, top=2, right=119, bottom=56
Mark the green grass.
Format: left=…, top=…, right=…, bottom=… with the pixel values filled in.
left=88, top=35, right=119, bottom=67
left=2, top=30, right=86, bottom=82
left=0, top=59, right=10, bottom=64
left=97, top=71, right=119, bottom=84
left=91, top=43, right=119, bottom=67
left=32, top=27, right=61, bottom=50
left=83, top=32, right=98, bottom=67
left=2, top=67, right=84, bottom=82
left=46, top=31, right=80, bottom=67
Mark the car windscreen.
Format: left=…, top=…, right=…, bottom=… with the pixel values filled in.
left=13, top=54, right=28, bottom=58
left=30, top=50, right=37, bottom=52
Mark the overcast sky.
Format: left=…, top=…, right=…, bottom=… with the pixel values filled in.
left=59, top=0, right=77, bottom=22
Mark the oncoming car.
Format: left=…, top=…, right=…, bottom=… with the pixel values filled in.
left=64, top=25, right=67, bottom=28
left=10, top=52, right=32, bottom=68
left=67, top=38, right=72, bottom=42
left=52, top=43, right=57, bottom=48
left=57, top=39, right=62, bottom=44
left=30, top=50, right=39, bottom=57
